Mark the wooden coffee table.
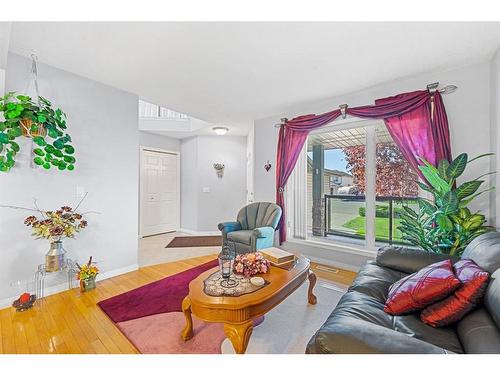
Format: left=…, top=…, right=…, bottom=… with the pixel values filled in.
left=181, top=254, right=317, bottom=354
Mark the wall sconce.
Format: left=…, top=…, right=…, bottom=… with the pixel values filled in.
left=264, top=160, right=272, bottom=172
left=213, top=163, right=225, bottom=178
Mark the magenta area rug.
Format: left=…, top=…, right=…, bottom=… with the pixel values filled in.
left=98, top=259, right=263, bottom=354
left=98, top=259, right=218, bottom=323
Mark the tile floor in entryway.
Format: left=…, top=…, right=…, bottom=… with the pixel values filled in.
left=138, top=232, right=220, bottom=267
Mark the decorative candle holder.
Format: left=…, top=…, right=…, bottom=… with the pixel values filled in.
left=218, top=244, right=238, bottom=288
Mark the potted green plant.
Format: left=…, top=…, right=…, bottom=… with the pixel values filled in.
left=0, top=92, right=76, bottom=172
left=398, top=153, right=495, bottom=256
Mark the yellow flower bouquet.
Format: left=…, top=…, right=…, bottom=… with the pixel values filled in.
left=76, top=256, right=99, bottom=292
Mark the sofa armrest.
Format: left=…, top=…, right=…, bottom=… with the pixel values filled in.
left=253, top=226, right=275, bottom=238
left=307, top=317, right=451, bottom=354
left=376, top=246, right=458, bottom=274
left=217, top=221, right=242, bottom=233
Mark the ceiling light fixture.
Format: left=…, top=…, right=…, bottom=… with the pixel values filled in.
left=213, top=126, right=229, bottom=135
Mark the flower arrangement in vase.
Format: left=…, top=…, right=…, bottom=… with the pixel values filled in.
left=233, top=252, right=270, bottom=278
left=76, top=256, right=99, bottom=292
left=24, top=205, right=88, bottom=272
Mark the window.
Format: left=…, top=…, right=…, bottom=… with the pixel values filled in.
left=139, top=100, right=189, bottom=119
left=288, top=119, right=420, bottom=251
left=331, top=175, right=341, bottom=185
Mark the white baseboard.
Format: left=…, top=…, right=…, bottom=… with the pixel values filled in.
left=0, top=263, right=139, bottom=310
left=178, top=228, right=220, bottom=236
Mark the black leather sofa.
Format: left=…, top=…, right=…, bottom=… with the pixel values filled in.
left=306, top=232, right=500, bottom=354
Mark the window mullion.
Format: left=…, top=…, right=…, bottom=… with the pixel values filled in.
left=365, top=126, right=376, bottom=249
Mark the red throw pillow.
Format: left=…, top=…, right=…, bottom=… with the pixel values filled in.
left=384, top=259, right=461, bottom=315
left=421, top=259, right=489, bottom=327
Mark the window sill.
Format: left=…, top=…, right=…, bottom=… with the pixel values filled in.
left=285, top=237, right=378, bottom=257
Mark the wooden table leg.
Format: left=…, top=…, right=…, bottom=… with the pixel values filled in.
left=308, top=270, right=318, bottom=305
left=224, top=320, right=253, bottom=354
left=181, top=297, right=194, bottom=341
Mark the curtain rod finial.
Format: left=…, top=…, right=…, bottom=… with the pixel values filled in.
left=339, top=104, right=348, bottom=119
left=274, top=118, right=288, bottom=128
left=439, top=85, right=458, bottom=94
left=427, top=82, right=439, bottom=93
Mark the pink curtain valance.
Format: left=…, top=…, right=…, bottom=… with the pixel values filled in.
left=276, top=90, right=452, bottom=244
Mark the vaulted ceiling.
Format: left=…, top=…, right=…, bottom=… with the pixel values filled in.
left=7, top=22, right=500, bottom=134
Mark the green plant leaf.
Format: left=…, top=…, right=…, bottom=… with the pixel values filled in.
left=63, top=155, right=76, bottom=164
left=48, top=128, right=59, bottom=138
left=64, top=145, right=75, bottom=154
left=33, top=136, right=47, bottom=146
left=437, top=159, right=450, bottom=182
left=417, top=181, right=433, bottom=194
left=418, top=163, right=450, bottom=194
left=456, top=180, right=483, bottom=200
left=67, top=164, right=74, bottom=171
left=0, top=133, right=10, bottom=144
left=53, top=139, right=64, bottom=149
left=33, top=157, right=44, bottom=166
left=448, top=153, right=468, bottom=179
left=9, top=141, right=20, bottom=152
left=402, top=205, right=418, bottom=218
left=418, top=198, right=436, bottom=215
left=44, top=144, right=55, bottom=154
left=7, top=127, right=22, bottom=138
left=436, top=214, right=454, bottom=232
left=33, top=148, right=45, bottom=156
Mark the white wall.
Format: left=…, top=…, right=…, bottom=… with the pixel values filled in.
left=492, top=48, right=500, bottom=228
left=254, top=61, right=494, bottom=269
left=180, top=135, right=247, bottom=233
left=246, top=123, right=255, bottom=203
left=0, top=54, right=139, bottom=303
left=180, top=137, right=199, bottom=230
left=0, top=23, right=9, bottom=99
left=0, top=68, right=4, bottom=97
left=139, top=131, right=180, bottom=152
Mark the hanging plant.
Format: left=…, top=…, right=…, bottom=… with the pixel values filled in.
left=0, top=92, right=76, bottom=172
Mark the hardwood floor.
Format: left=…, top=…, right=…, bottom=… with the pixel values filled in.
left=0, top=255, right=356, bottom=354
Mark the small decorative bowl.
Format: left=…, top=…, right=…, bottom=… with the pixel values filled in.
left=250, top=276, right=265, bottom=286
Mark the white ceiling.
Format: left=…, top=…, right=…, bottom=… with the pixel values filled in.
left=7, top=22, right=500, bottom=135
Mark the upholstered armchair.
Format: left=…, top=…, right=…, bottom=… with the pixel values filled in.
left=218, top=202, right=282, bottom=254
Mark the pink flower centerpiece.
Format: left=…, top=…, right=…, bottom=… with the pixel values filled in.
left=233, top=252, right=270, bottom=278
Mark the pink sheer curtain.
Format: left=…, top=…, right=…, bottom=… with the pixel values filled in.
left=276, top=90, right=452, bottom=244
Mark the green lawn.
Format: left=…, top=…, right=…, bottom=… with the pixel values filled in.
left=342, top=215, right=405, bottom=243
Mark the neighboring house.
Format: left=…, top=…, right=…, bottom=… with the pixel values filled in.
left=306, top=157, right=353, bottom=196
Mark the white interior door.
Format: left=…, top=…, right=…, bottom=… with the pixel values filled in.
left=140, top=149, right=180, bottom=236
